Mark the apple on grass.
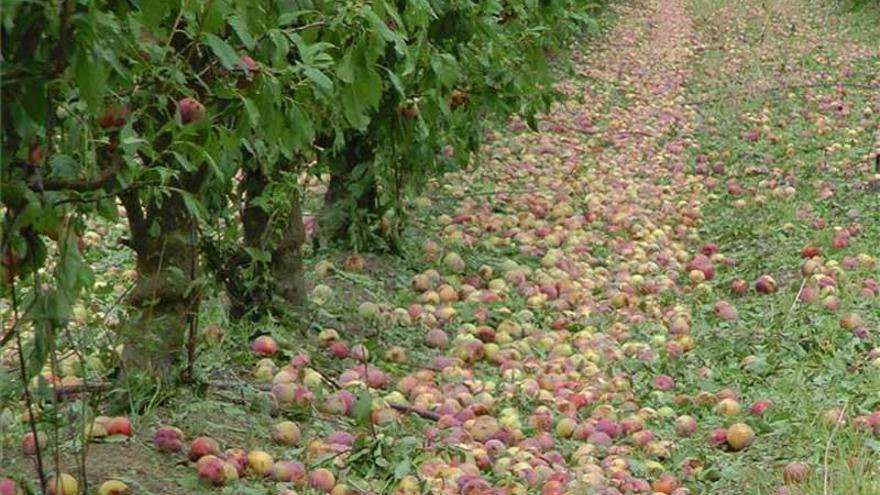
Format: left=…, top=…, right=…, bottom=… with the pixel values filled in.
left=188, top=436, right=220, bottom=461
left=106, top=416, right=132, bottom=436
left=783, top=461, right=809, bottom=484
left=251, top=335, right=279, bottom=357
left=309, top=468, right=336, bottom=492
left=271, top=420, right=302, bottom=445
left=271, top=460, right=306, bottom=483
left=726, top=423, right=755, bottom=451
left=47, top=474, right=78, bottom=495
left=153, top=426, right=185, bottom=452
left=21, top=431, right=47, bottom=455
left=197, top=455, right=238, bottom=486
left=97, top=480, right=130, bottom=495
left=0, top=479, right=21, bottom=495
left=247, top=450, right=274, bottom=477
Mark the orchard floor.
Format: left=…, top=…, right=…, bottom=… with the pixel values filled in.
left=5, top=0, right=880, bottom=494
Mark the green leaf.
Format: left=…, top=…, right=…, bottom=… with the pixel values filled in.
left=96, top=198, right=119, bottom=222
left=204, top=33, right=243, bottom=71
left=354, top=66, right=383, bottom=110
left=394, top=459, right=411, bottom=479
left=303, top=67, right=333, bottom=94
left=289, top=34, right=335, bottom=66
left=278, top=10, right=311, bottom=27
left=268, top=30, right=290, bottom=67
left=363, top=8, right=403, bottom=53
left=287, top=103, right=314, bottom=150
left=383, top=67, right=405, bottom=97
left=140, top=0, right=170, bottom=30
left=431, top=53, right=459, bottom=88
left=337, top=48, right=356, bottom=84
left=181, top=192, right=207, bottom=221
left=229, top=15, right=255, bottom=50
left=242, top=96, right=260, bottom=128
left=47, top=154, right=79, bottom=180
left=26, top=319, right=52, bottom=379
left=200, top=0, right=230, bottom=34
left=353, top=390, right=373, bottom=428
left=178, top=141, right=223, bottom=180
left=341, top=85, right=369, bottom=130
left=171, top=151, right=194, bottom=172
left=74, top=48, right=107, bottom=111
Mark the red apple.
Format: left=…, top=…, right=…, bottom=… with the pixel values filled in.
left=801, top=245, right=821, bottom=258
left=197, top=455, right=236, bottom=486
left=177, top=97, right=205, bottom=124
left=652, top=472, right=679, bottom=494
left=98, top=105, right=129, bottom=128
left=328, top=341, right=350, bottom=359
left=309, top=468, right=336, bottom=492
left=0, top=478, right=21, bottom=495
left=708, top=428, right=728, bottom=448
left=223, top=448, right=248, bottom=476
left=21, top=431, right=46, bottom=455
left=271, top=460, right=306, bottom=483
left=240, top=55, right=258, bottom=72
left=425, top=329, right=449, bottom=348
left=28, top=145, right=44, bottom=166
left=251, top=335, right=278, bottom=357
left=783, top=461, right=809, bottom=484
left=714, top=300, right=739, bottom=321
left=153, top=426, right=184, bottom=452
left=730, top=279, right=748, bottom=295
left=755, top=275, right=777, bottom=294
left=188, top=436, right=220, bottom=461
left=106, top=416, right=132, bottom=436
left=749, top=399, right=773, bottom=416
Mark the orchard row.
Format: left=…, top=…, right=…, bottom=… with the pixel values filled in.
left=1, top=0, right=604, bottom=375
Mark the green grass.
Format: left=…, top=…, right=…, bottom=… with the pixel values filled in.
left=681, top=0, right=880, bottom=492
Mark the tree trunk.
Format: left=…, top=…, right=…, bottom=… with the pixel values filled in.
left=239, top=165, right=306, bottom=313
left=120, top=192, right=198, bottom=379
left=318, top=135, right=377, bottom=246
left=268, top=192, right=307, bottom=308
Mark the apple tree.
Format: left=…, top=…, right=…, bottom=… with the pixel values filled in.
left=1, top=0, right=332, bottom=377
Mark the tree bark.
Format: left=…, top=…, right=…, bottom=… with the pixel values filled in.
left=238, top=164, right=307, bottom=315
left=119, top=191, right=198, bottom=379
left=267, top=192, right=307, bottom=308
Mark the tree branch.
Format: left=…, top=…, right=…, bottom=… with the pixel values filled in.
left=29, top=160, right=123, bottom=192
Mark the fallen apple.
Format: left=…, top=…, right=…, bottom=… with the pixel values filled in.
left=188, top=436, right=220, bottom=461
left=47, top=474, right=78, bottom=495
left=97, top=480, right=130, bottom=495
left=726, top=423, right=755, bottom=450
left=271, top=420, right=302, bottom=445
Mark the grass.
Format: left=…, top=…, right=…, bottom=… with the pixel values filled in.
left=681, top=0, right=880, bottom=492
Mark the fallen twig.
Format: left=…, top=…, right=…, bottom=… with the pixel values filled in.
left=389, top=403, right=440, bottom=421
